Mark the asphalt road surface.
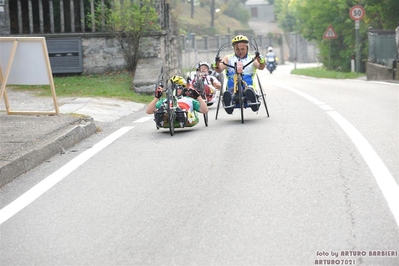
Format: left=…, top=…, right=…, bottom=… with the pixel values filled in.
left=1, top=63, right=398, bottom=265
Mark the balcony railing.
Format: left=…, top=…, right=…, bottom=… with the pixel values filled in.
left=4, top=0, right=165, bottom=35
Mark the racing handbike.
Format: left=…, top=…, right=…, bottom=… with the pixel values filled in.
left=215, top=36, right=270, bottom=124
left=158, top=78, right=207, bottom=136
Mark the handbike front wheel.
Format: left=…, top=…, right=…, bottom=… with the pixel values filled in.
left=238, top=80, right=244, bottom=124
left=167, top=86, right=175, bottom=136
left=203, top=112, right=208, bottom=127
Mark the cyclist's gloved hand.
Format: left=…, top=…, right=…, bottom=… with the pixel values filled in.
left=256, top=52, right=265, bottom=64
left=188, top=88, right=200, bottom=99
left=155, top=85, right=163, bottom=98
left=212, top=56, right=221, bottom=68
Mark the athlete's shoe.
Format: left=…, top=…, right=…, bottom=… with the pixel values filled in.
left=223, top=91, right=234, bottom=114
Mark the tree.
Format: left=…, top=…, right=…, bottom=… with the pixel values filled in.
left=274, top=0, right=399, bottom=72
left=88, top=0, right=161, bottom=73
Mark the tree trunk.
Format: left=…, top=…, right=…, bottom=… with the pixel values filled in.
left=191, top=0, right=194, bottom=19
left=210, top=0, right=215, bottom=27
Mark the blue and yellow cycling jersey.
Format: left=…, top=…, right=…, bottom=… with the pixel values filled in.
left=225, top=53, right=257, bottom=93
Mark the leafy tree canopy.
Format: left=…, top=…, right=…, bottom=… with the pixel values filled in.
left=88, top=0, right=161, bottom=73
left=274, top=0, right=399, bottom=72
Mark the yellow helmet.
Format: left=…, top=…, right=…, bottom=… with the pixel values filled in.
left=170, top=75, right=187, bottom=87
left=232, top=35, right=249, bottom=46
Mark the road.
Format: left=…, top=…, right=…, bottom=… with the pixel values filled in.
left=1, top=63, right=398, bottom=265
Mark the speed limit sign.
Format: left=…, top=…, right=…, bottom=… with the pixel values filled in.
left=349, top=5, right=365, bottom=21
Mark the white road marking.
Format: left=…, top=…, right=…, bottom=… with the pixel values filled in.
left=327, top=111, right=399, bottom=226
left=280, top=85, right=399, bottom=227
left=319, top=105, right=333, bottom=111
left=133, top=116, right=152, bottom=123
left=0, top=126, right=134, bottom=225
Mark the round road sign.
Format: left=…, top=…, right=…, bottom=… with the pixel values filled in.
left=349, top=5, right=365, bottom=21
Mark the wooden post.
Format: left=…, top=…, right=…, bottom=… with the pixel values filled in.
left=49, top=0, right=55, bottom=33
left=39, top=0, right=44, bottom=33
left=17, top=0, right=22, bottom=34
left=28, top=0, right=33, bottom=33
left=70, top=0, right=75, bottom=33
left=60, top=0, right=65, bottom=33
left=80, top=0, right=85, bottom=33
left=91, top=0, right=95, bottom=32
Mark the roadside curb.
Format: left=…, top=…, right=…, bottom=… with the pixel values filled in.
left=0, top=118, right=97, bottom=187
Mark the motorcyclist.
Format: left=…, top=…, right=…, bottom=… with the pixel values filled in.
left=146, top=75, right=208, bottom=128
left=266, top=46, right=276, bottom=61
left=212, top=35, right=265, bottom=114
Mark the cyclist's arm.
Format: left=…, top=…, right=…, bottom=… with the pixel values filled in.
left=195, top=97, right=209, bottom=114
left=214, top=55, right=229, bottom=73
left=146, top=98, right=161, bottom=114
left=254, top=57, right=266, bottom=70
left=208, top=76, right=221, bottom=90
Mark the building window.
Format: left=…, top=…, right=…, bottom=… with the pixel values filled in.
left=251, top=7, right=258, bottom=17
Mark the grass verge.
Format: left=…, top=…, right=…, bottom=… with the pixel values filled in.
left=8, top=71, right=153, bottom=104
left=291, top=67, right=366, bottom=79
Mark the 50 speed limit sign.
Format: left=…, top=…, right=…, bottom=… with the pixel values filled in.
left=349, top=5, right=365, bottom=21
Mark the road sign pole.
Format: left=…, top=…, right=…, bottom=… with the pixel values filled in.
left=356, top=21, right=360, bottom=73
left=350, top=5, right=365, bottom=73
left=323, top=25, right=338, bottom=70
left=329, top=40, right=331, bottom=70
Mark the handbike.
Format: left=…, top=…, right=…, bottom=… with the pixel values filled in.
left=191, top=77, right=209, bottom=127
left=215, top=36, right=270, bottom=124
left=157, top=78, right=206, bottom=136
left=186, top=63, right=212, bottom=127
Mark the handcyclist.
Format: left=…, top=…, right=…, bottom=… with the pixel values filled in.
left=188, top=61, right=221, bottom=104
left=146, top=75, right=208, bottom=128
left=212, top=35, right=265, bottom=114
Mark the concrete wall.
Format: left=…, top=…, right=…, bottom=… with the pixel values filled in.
left=366, top=62, right=395, bottom=80
left=287, top=32, right=319, bottom=63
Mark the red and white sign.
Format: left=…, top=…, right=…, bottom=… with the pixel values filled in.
left=323, top=25, right=338, bottom=39
left=349, top=5, right=365, bottom=21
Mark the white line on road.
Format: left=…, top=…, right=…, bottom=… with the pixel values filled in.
left=133, top=116, right=152, bottom=123
left=0, top=126, right=134, bottom=225
left=327, top=111, right=399, bottom=226
left=279, top=85, right=399, bottom=227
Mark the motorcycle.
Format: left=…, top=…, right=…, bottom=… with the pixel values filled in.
left=266, top=55, right=277, bottom=74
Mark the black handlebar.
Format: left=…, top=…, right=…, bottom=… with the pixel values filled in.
left=220, top=57, right=255, bottom=72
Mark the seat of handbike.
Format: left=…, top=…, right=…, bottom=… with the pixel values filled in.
left=160, top=112, right=199, bottom=128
